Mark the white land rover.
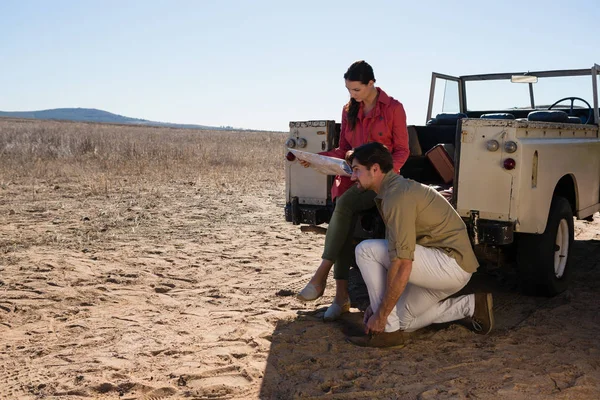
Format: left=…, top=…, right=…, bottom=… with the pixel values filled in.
left=285, top=65, right=600, bottom=297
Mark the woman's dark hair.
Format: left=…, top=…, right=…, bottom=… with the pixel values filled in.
left=344, top=60, right=375, bottom=131
left=346, top=142, right=393, bottom=173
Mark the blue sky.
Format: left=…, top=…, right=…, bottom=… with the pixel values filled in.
left=1, top=0, right=599, bottom=131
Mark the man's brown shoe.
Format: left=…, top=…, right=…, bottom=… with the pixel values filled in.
left=346, top=330, right=406, bottom=348
left=471, top=293, right=494, bottom=335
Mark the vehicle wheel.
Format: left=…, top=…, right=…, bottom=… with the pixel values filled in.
left=348, top=265, right=370, bottom=311
left=516, top=196, right=574, bottom=296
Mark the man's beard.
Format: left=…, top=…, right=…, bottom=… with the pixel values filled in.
left=355, top=181, right=368, bottom=192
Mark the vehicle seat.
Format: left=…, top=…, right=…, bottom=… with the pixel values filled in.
left=427, top=113, right=468, bottom=126
left=480, top=113, right=515, bottom=120
left=527, top=110, right=569, bottom=123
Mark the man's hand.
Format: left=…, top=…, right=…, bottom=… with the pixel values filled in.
left=363, top=258, right=413, bottom=335
left=365, top=312, right=387, bottom=334
left=298, top=159, right=311, bottom=168
left=363, top=305, right=373, bottom=326
left=363, top=305, right=386, bottom=334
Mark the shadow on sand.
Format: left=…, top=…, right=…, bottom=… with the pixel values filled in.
left=259, top=238, right=600, bottom=399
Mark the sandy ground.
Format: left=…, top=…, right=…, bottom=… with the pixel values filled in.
left=1, top=178, right=599, bottom=399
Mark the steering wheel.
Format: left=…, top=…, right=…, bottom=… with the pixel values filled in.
left=547, top=96, right=593, bottom=124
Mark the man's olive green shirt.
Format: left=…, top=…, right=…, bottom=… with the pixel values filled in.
left=375, top=171, right=479, bottom=273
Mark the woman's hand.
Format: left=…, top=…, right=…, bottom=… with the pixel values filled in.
left=298, top=160, right=311, bottom=168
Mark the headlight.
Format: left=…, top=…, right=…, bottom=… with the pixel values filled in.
left=285, top=138, right=296, bottom=148
left=297, top=138, right=307, bottom=148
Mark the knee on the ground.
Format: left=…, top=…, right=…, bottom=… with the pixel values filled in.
left=396, top=313, right=415, bottom=332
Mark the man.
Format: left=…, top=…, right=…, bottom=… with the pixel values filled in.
left=345, top=142, right=493, bottom=348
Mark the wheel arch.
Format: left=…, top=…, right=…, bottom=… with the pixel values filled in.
left=552, top=174, right=578, bottom=215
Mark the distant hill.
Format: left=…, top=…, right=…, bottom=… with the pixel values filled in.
left=0, top=108, right=237, bottom=131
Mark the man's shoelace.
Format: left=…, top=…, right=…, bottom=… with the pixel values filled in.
left=472, top=319, right=483, bottom=332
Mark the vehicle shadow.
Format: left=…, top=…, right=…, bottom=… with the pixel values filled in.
left=260, top=238, right=600, bottom=399
left=457, top=237, right=600, bottom=330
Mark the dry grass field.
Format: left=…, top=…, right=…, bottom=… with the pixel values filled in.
left=1, top=118, right=599, bottom=399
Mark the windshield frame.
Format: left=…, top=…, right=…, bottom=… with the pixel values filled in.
left=427, top=65, right=600, bottom=125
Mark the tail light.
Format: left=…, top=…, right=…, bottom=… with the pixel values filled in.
left=504, top=141, right=518, bottom=153
left=503, top=158, right=516, bottom=170
left=486, top=140, right=499, bottom=152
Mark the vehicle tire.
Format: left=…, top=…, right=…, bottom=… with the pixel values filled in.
left=348, top=265, right=370, bottom=312
left=516, top=196, right=574, bottom=296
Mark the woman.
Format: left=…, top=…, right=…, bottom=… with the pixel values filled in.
left=297, top=60, right=410, bottom=321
